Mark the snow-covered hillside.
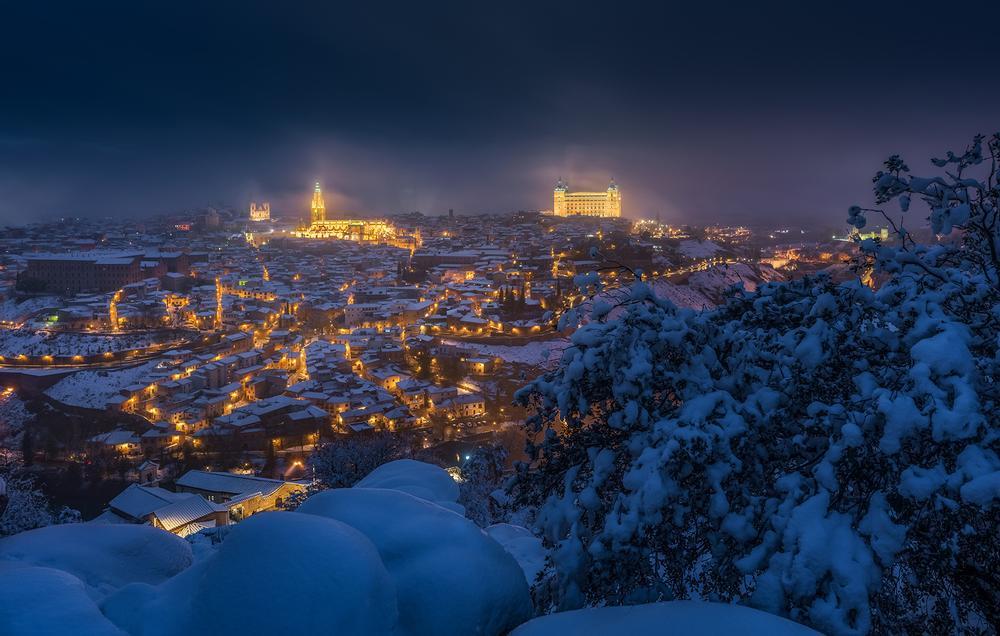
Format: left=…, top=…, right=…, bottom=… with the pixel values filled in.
left=442, top=338, right=568, bottom=368
left=684, top=261, right=783, bottom=303
left=0, top=330, right=164, bottom=358
left=677, top=239, right=723, bottom=259
left=0, top=297, right=60, bottom=325
left=44, top=361, right=162, bottom=409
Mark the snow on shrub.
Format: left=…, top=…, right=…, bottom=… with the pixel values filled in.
left=0, top=523, right=192, bottom=597
left=513, top=135, right=1000, bottom=634
left=101, top=512, right=398, bottom=636
left=356, top=458, right=463, bottom=513
left=299, top=485, right=532, bottom=636
left=1, top=460, right=532, bottom=636
left=0, top=565, right=125, bottom=636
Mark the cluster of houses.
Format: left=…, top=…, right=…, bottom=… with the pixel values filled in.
left=94, top=464, right=306, bottom=537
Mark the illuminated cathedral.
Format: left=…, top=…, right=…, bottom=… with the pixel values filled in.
left=293, top=182, right=419, bottom=248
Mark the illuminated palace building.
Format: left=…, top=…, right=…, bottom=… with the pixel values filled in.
left=249, top=201, right=270, bottom=222
left=551, top=178, right=622, bottom=217
left=292, top=182, right=417, bottom=248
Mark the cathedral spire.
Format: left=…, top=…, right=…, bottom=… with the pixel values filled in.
left=311, top=181, right=326, bottom=224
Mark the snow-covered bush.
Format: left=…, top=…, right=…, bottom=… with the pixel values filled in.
left=101, top=512, right=399, bottom=636
left=459, top=444, right=510, bottom=527
left=0, top=523, right=193, bottom=596
left=299, top=486, right=532, bottom=635
left=0, top=565, right=125, bottom=636
left=309, top=430, right=411, bottom=488
left=355, top=457, right=463, bottom=513
left=0, top=460, right=528, bottom=636
left=0, top=455, right=80, bottom=537
left=513, top=135, right=1000, bottom=634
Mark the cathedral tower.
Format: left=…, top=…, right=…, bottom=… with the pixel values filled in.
left=310, top=182, right=326, bottom=224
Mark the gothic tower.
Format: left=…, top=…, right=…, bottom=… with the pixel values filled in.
left=310, top=182, right=326, bottom=224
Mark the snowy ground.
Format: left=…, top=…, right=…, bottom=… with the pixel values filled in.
left=0, top=297, right=60, bottom=326
left=44, top=361, right=163, bottom=409
left=511, top=601, right=819, bottom=635
left=0, top=459, right=833, bottom=634
left=440, top=338, right=568, bottom=368
left=678, top=239, right=723, bottom=259
left=0, top=330, right=166, bottom=358
left=0, top=460, right=534, bottom=636
left=686, top=262, right=783, bottom=299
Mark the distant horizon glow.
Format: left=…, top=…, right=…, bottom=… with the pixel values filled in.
left=1, top=2, right=997, bottom=227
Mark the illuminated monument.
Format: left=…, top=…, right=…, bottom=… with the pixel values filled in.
left=310, top=182, right=325, bottom=224
left=552, top=178, right=622, bottom=217
left=292, top=182, right=418, bottom=248
left=249, top=202, right=270, bottom=222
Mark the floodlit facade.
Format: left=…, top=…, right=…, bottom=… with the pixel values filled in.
left=310, top=181, right=326, bottom=224
left=249, top=202, right=270, bottom=222
left=293, top=182, right=419, bottom=248
left=552, top=178, right=622, bottom=218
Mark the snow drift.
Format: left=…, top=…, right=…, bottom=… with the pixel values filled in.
left=0, top=523, right=192, bottom=597
left=101, top=512, right=398, bottom=636
left=355, top=458, right=464, bottom=513
left=0, top=460, right=533, bottom=636
left=0, top=565, right=125, bottom=636
left=299, top=484, right=532, bottom=635
left=511, top=601, right=820, bottom=635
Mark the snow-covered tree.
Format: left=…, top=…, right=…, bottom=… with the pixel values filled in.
left=513, top=135, right=1000, bottom=634
left=309, top=432, right=412, bottom=489
left=458, top=444, right=509, bottom=527
left=0, top=454, right=79, bottom=537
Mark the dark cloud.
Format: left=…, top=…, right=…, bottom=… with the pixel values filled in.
left=1, top=1, right=997, bottom=225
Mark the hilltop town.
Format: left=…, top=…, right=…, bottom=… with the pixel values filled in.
left=0, top=181, right=872, bottom=531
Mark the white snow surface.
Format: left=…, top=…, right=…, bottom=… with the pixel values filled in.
left=298, top=485, right=532, bottom=636
left=440, top=337, right=568, bottom=368
left=1, top=460, right=533, bottom=636
left=678, top=239, right=723, bottom=258
left=101, top=512, right=398, bottom=636
left=510, top=601, right=820, bottom=636
left=0, top=330, right=165, bottom=358
left=45, top=360, right=162, bottom=409
left=0, top=523, right=193, bottom=598
left=0, top=297, right=60, bottom=324
left=0, top=565, right=125, bottom=636
left=686, top=262, right=783, bottom=297
left=486, top=523, right=546, bottom=584
left=355, top=458, right=463, bottom=513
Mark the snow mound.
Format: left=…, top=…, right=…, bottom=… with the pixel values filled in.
left=102, top=512, right=397, bottom=636
left=0, top=565, right=125, bottom=636
left=299, top=486, right=532, bottom=636
left=0, top=523, right=192, bottom=598
left=356, top=458, right=463, bottom=513
left=678, top=239, right=722, bottom=258
left=486, top=523, right=545, bottom=584
left=510, top=601, right=820, bottom=635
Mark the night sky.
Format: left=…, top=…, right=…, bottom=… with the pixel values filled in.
left=1, top=1, right=997, bottom=227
